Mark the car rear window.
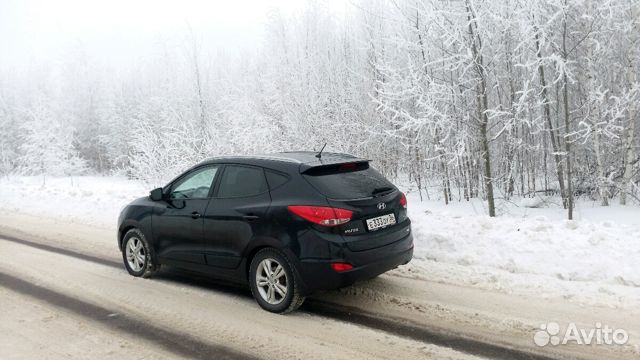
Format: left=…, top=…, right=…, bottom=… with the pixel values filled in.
left=303, top=163, right=393, bottom=199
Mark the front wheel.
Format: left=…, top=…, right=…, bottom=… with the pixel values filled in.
left=249, top=248, right=305, bottom=314
left=122, top=228, right=158, bottom=278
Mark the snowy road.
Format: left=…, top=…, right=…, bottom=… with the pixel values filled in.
left=0, top=212, right=638, bottom=359
left=0, top=233, right=471, bottom=360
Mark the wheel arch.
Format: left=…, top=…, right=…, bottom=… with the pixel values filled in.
left=117, top=205, right=154, bottom=251
left=243, top=237, right=309, bottom=296
left=243, top=237, right=299, bottom=281
left=118, top=224, right=136, bottom=250
left=118, top=219, right=152, bottom=251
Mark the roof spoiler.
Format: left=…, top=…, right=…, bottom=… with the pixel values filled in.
left=300, top=160, right=370, bottom=175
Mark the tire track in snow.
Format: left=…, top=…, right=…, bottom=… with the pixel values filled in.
left=0, top=271, right=255, bottom=360
left=0, top=233, right=559, bottom=360
left=0, top=232, right=120, bottom=268
left=303, top=300, right=555, bottom=360
left=153, top=269, right=557, bottom=360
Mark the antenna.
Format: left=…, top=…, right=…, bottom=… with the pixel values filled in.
left=315, top=143, right=327, bottom=159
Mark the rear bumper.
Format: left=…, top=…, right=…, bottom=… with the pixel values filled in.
left=296, top=229, right=413, bottom=294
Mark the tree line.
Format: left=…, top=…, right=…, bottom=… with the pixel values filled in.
left=0, top=0, right=638, bottom=218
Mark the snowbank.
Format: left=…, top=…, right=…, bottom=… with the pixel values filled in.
left=411, top=200, right=639, bottom=285
left=404, top=194, right=640, bottom=307
left=0, top=176, right=146, bottom=228
left=1, top=176, right=639, bottom=307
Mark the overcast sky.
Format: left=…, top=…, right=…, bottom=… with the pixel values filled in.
left=0, top=0, right=350, bottom=69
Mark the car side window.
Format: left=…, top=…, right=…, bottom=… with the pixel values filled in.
left=170, top=166, right=219, bottom=199
left=217, top=165, right=268, bottom=198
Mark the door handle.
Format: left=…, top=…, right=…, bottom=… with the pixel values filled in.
left=191, top=211, right=202, bottom=219
left=243, top=215, right=260, bottom=221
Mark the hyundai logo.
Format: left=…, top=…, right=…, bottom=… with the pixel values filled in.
left=377, top=202, right=386, bottom=210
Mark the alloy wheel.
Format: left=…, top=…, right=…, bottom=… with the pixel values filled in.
left=255, top=258, right=288, bottom=305
left=125, top=237, right=146, bottom=272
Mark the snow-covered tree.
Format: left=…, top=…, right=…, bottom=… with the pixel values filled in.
left=0, top=0, right=639, bottom=212
left=17, top=99, right=87, bottom=178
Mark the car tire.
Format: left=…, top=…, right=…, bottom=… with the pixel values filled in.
left=122, top=228, right=159, bottom=278
left=249, top=248, right=305, bottom=314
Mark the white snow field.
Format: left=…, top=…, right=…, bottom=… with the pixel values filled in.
left=2, top=175, right=639, bottom=309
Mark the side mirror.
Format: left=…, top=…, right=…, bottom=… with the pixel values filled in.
left=150, top=187, right=164, bottom=201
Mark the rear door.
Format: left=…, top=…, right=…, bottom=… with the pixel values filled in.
left=203, top=164, right=271, bottom=269
left=154, top=165, right=220, bottom=264
left=302, top=162, right=409, bottom=251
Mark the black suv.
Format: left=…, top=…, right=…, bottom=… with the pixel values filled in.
left=118, top=152, right=413, bottom=313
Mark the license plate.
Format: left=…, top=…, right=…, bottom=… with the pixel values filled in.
left=366, top=213, right=396, bottom=231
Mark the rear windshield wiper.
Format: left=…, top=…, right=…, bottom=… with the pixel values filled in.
left=371, top=186, right=394, bottom=196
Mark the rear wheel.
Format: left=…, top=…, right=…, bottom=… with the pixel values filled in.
left=122, top=228, right=158, bottom=278
left=249, top=248, right=305, bottom=314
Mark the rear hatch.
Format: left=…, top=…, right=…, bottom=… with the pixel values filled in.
left=302, top=161, right=410, bottom=251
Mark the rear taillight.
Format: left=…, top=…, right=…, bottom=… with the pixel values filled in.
left=399, top=193, right=407, bottom=209
left=287, top=205, right=353, bottom=226
left=330, top=263, right=353, bottom=272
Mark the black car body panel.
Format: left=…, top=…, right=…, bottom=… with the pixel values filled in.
left=203, top=189, right=272, bottom=269
left=154, top=198, right=209, bottom=264
left=117, top=196, right=155, bottom=251
left=118, top=152, right=413, bottom=294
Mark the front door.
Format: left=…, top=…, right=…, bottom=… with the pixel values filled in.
left=154, top=165, right=220, bottom=265
left=203, top=165, right=271, bottom=269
